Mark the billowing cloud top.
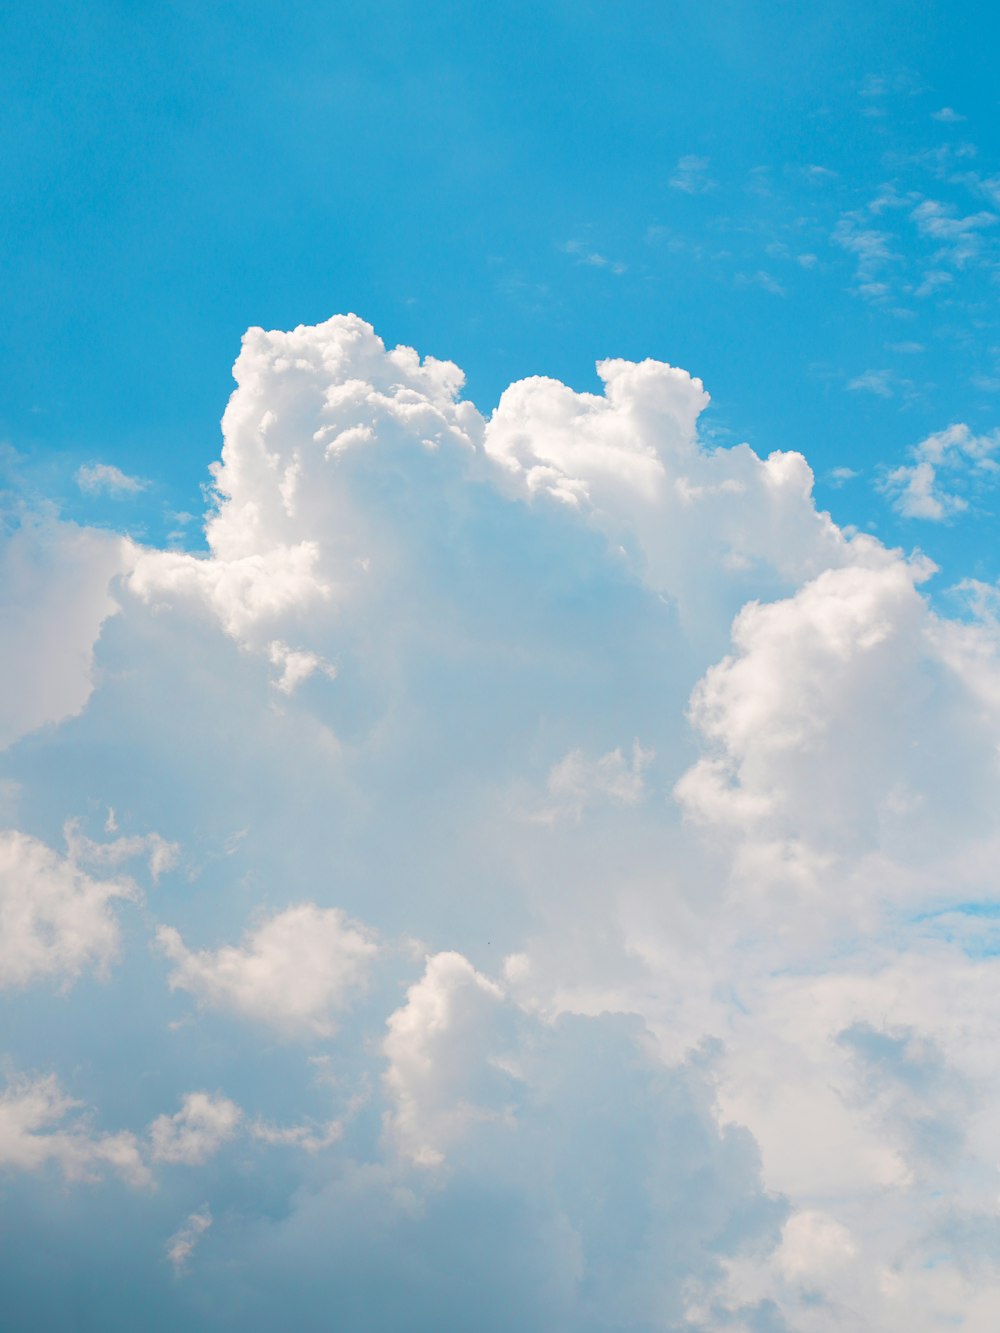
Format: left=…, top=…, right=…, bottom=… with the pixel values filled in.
left=4, top=316, right=1000, bottom=1330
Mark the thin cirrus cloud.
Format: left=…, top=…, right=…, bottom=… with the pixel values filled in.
left=4, top=315, right=1000, bottom=1327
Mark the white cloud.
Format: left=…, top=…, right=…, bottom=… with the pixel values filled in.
left=76, top=462, right=148, bottom=496
left=882, top=422, right=1000, bottom=519
left=911, top=199, right=996, bottom=267
left=0, top=829, right=134, bottom=988
left=672, top=550, right=983, bottom=871
left=166, top=1208, right=212, bottom=1274
left=129, top=316, right=480, bottom=653
left=158, top=903, right=378, bottom=1037
left=9, top=314, right=1000, bottom=1325
left=129, top=538, right=330, bottom=642
left=124, top=314, right=853, bottom=679
left=62, top=817, right=179, bottom=882
left=0, top=1072, right=148, bottom=1185
left=532, top=740, right=653, bottom=823
left=485, top=350, right=851, bottom=647
left=885, top=458, right=965, bottom=519
left=249, top=1117, right=343, bottom=1152
left=149, top=1092, right=242, bottom=1164
left=0, top=517, right=129, bottom=749
left=383, top=952, right=785, bottom=1323
left=267, top=639, right=336, bottom=695
left=383, top=951, right=514, bottom=1166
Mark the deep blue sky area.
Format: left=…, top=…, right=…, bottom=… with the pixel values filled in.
left=2, top=0, right=999, bottom=581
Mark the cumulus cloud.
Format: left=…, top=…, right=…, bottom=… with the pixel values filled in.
left=129, top=317, right=480, bottom=651
left=381, top=951, right=785, bottom=1324
left=7, top=314, right=1000, bottom=1327
left=0, top=829, right=135, bottom=988
left=484, top=348, right=850, bottom=645
left=672, top=547, right=1000, bottom=885
left=149, top=1092, right=242, bottom=1164
left=157, top=904, right=378, bottom=1036
left=882, top=422, right=1000, bottom=518
left=119, top=314, right=856, bottom=700
left=267, top=638, right=337, bottom=695
left=0, top=1072, right=148, bottom=1185
left=383, top=951, right=515, bottom=1166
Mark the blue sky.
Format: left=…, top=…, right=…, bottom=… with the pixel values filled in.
left=5, top=4, right=1000, bottom=1329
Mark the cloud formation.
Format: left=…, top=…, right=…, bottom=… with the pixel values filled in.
left=149, top=1092, right=242, bottom=1164
left=157, top=904, right=378, bottom=1037
left=165, top=1208, right=212, bottom=1274
left=76, top=463, right=148, bottom=497
left=4, top=315, right=1000, bottom=1328
left=0, top=518, right=129, bottom=749
left=0, top=1072, right=148, bottom=1186
left=882, top=422, right=1000, bottom=518
left=0, top=830, right=135, bottom=989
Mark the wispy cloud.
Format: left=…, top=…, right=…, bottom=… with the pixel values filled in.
left=166, top=1209, right=212, bottom=1275
left=847, top=368, right=895, bottom=397
left=832, top=214, right=899, bottom=286
left=910, top=199, right=997, bottom=266
left=561, top=240, right=627, bottom=275
left=76, top=462, right=148, bottom=497
left=912, top=269, right=953, bottom=298
left=669, top=155, right=714, bottom=194
left=827, top=466, right=860, bottom=486
left=734, top=269, right=786, bottom=297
